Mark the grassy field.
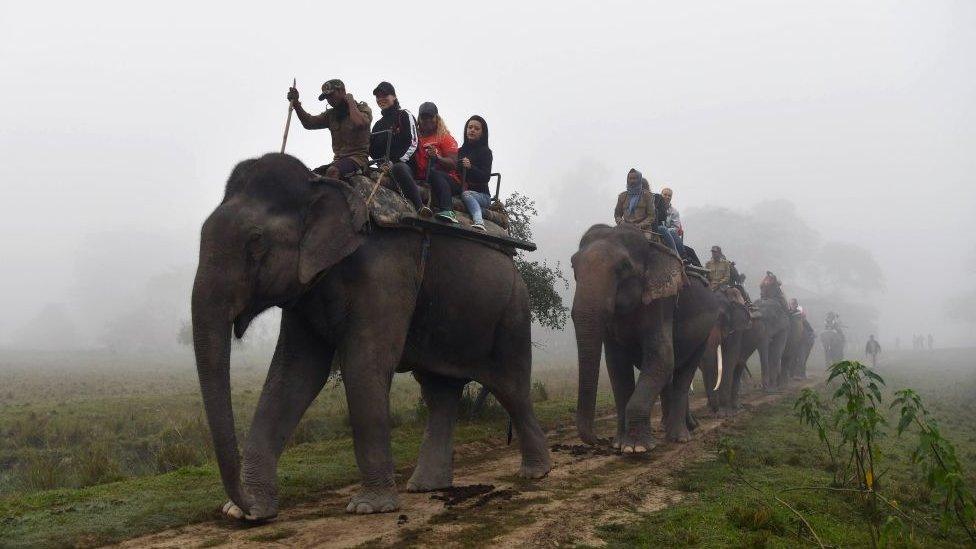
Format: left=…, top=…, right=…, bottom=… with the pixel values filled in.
left=594, top=348, right=976, bottom=548
left=0, top=348, right=605, bottom=548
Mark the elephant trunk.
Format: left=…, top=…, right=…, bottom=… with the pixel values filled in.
left=192, top=278, right=246, bottom=510
left=572, top=278, right=612, bottom=446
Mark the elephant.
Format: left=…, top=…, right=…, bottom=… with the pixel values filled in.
left=702, top=288, right=755, bottom=417
left=571, top=224, right=720, bottom=452
left=821, top=328, right=846, bottom=366
left=191, top=153, right=550, bottom=522
left=796, top=319, right=816, bottom=378
left=780, top=312, right=806, bottom=380
left=754, top=272, right=792, bottom=391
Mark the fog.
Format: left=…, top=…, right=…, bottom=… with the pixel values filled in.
left=2, top=1, right=974, bottom=358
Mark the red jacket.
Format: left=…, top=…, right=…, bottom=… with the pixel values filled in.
left=415, top=132, right=459, bottom=182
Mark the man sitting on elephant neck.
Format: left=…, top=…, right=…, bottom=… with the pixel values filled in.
left=614, top=169, right=656, bottom=237
left=706, top=245, right=732, bottom=290
left=287, top=79, right=373, bottom=180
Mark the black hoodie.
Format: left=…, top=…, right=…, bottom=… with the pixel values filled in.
left=369, top=101, right=419, bottom=163
left=457, top=115, right=493, bottom=194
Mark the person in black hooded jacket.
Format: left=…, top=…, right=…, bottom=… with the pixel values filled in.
left=368, top=81, right=424, bottom=210
left=458, top=115, right=494, bottom=231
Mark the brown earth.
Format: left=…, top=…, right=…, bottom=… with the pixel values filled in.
left=116, top=380, right=813, bottom=548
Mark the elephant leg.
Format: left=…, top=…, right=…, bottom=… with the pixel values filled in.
left=229, top=311, right=333, bottom=521
left=771, top=333, right=788, bottom=390
left=604, top=340, right=636, bottom=450
left=622, top=309, right=675, bottom=454
left=407, top=373, right=465, bottom=492
left=731, top=361, right=746, bottom=410
left=665, top=354, right=702, bottom=443
left=340, top=312, right=413, bottom=515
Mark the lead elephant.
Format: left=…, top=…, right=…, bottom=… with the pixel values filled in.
left=571, top=224, right=719, bottom=452
left=192, top=154, right=550, bottom=522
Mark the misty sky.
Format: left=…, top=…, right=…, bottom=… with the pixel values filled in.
left=2, top=1, right=974, bottom=348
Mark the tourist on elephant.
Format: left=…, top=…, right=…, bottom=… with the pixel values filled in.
left=706, top=246, right=732, bottom=289
left=457, top=115, right=493, bottom=232
left=789, top=298, right=805, bottom=317
left=287, top=79, right=372, bottom=179
left=614, top=169, right=656, bottom=235
left=659, top=187, right=685, bottom=256
left=415, top=102, right=461, bottom=223
left=368, top=81, right=423, bottom=210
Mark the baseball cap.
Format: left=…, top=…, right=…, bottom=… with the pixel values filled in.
left=418, top=101, right=438, bottom=118
left=372, top=81, right=396, bottom=96
left=318, top=79, right=345, bottom=101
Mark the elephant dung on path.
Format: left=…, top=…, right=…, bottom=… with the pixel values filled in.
left=191, top=154, right=550, bottom=523
left=571, top=224, right=722, bottom=452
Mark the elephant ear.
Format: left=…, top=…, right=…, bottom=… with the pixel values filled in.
left=640, top=242, right=687, bottom=304
left=299, top=180, right=369, bottom=284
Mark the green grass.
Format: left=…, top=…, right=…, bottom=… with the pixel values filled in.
left=0, top=350, right=611, bottom=548
left=595, top=348, right=976, bottom=548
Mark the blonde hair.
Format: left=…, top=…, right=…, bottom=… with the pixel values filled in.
left=433, top=114, right=451, bottom=137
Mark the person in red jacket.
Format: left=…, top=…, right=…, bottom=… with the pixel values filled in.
left=415, top=102, right=461, bottom=223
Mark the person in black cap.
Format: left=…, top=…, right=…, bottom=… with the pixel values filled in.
left=286, top=79, right=372, bottom=179
left=414, top=101, right=461, bottom=223
left=368, top=81, right=423, bottom=210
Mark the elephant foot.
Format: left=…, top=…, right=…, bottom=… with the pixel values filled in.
left=518, top=459, right=552, bottom=479
left=666, top=428, right=692, bottom=443
left=345, top=486, right=400, bottom=514
left=221, top=499, right=277, bottom=523
left=619, top=428, right=656, bottom=454
left=406, top=469, right=453, bottom=493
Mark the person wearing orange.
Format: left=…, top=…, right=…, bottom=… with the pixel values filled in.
left=415, top=102, right=461, bottom=223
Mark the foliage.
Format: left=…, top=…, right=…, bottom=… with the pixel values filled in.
left=827, top=361, right=886, bottom=494
left=794, top=388, right=838, bottom=480
left=892, top=388, right=976, bottom=541
left=504, top=192, right=569, bottom=330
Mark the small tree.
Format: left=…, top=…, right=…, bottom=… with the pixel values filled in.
left=504, top=192, right=569, bottom=330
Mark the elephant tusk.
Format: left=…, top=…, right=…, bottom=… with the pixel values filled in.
left=713, top=344, right=723, bottom=392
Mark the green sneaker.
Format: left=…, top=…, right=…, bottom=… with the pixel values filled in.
left=435, top=210, right=460, bottom=224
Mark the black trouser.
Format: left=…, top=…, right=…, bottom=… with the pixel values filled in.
left=428, top=169, right=458, bottom=212
left=389, top=162, right=423, bottom=209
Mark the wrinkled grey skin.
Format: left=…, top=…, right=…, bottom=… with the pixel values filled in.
left=571, top=225, right=720, bottom=452
left=783, top=316, right=815, bottom=379
left=755, top=296, right=791, bottom=391
left=702, top=291, right=754, bottom=417
left=821, top=328, right=846, bottom=366
left=192, top=153, right=550, bottom=522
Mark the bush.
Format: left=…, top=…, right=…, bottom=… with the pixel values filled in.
left=18, top=451, right=67, bottom=491
left=76, top=442, right=125, bottom=486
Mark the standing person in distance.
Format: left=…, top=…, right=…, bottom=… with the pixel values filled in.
left=457, top=116, right=493, bottom=231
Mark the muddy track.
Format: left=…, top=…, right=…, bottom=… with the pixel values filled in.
left=117, top=380, right=815, bottom=548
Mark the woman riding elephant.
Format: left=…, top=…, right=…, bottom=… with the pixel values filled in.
left=571, top=224, right=721, bottom=452
left=192, top=153, right=550, bottom=523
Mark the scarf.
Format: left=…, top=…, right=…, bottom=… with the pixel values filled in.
left=626, top=169, right=643, bottom=215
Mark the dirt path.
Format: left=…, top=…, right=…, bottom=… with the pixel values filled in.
left=117, top=381, right=813, bottom=548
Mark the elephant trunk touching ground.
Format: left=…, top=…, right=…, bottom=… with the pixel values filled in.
left=191, top=265, right=247, bottom=515
left=572, top=246, right=616, bottom=445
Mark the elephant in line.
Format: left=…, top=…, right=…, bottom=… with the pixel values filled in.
left=191, top=154, right=550, bottom=522
left=752, top=272, right=793, bottom=391
left=702, top=288, right=756, bottom=417
left=571, top=224, right=720, bottom=452
left=821, top=328, right=846, bottom=366
left=783, top=316, right=815, bottom=379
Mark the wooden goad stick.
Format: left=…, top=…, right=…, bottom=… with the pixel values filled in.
left=280, top=77, right=296, bottom=153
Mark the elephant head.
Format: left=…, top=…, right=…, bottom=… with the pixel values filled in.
left=191, top=153, right=367, bottom=511
left=570, top=224, right=684, bottom=444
